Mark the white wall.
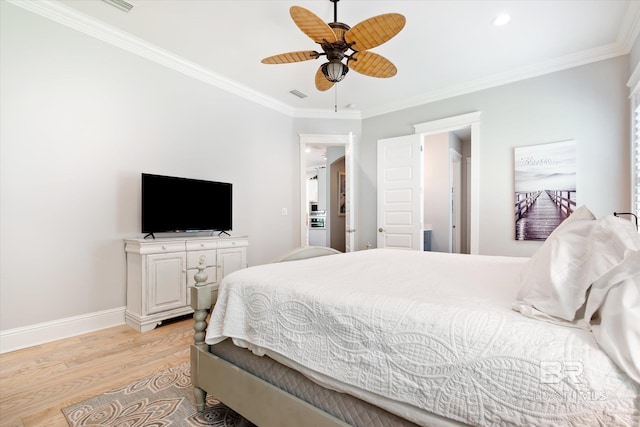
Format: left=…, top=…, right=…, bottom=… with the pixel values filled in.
left=0, top=2, right=298, bottom=331
left=360, top=55, right=631, bottom=257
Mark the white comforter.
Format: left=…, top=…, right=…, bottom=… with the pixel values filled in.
left=205, top=249, right=639, bottom=426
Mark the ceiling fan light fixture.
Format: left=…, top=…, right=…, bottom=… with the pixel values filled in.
left=322, top=60, right=348, bottom=82
left=263, top=1, right=405, bottom=92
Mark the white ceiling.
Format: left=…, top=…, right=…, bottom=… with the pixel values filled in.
left=57, top=0, right=639, bottom=118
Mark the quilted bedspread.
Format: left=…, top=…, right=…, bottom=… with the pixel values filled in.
left=205, top=249, right=639, bottom=426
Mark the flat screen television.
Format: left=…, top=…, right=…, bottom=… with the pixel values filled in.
left=141, top=173, right=232, bottom=235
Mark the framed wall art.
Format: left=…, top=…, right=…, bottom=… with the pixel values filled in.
left=514, top=140, right=576, bottom=241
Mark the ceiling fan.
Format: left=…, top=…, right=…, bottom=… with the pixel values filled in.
left=261, top=0, right=406, bottom=92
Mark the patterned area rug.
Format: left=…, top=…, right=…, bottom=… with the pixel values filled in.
left=62, top=363, right=253, bottom=426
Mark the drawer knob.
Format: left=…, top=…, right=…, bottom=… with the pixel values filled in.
left=162, top=245, right=167, bottom=250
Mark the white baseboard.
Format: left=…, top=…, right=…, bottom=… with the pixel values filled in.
left=0, top=307, right=126, bottom=354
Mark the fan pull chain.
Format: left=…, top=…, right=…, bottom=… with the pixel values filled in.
left=334, top=84, right=338, bottom=113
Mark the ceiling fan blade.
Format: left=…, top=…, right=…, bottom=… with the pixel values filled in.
left=345, top=13, right=406, bottom=51
left=348, top=51, right=397, bottom=78
left=290, top=6, right=337, bottom=44
left=315, top=66, right=335, bottom=91
left=261, top=50, right=319, bottom=64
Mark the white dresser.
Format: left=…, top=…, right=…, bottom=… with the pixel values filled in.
left=124, top=235, right=248, bottom=332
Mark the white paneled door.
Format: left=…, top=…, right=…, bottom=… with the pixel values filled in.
left=377, top=135, right=424, bottom=250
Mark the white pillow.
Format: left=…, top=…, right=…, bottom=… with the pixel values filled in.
left=588, top=274, right=640, bottom=384
left=515, top=205, right=597, bottom=321
left=515, top=210, right=640, bottom=383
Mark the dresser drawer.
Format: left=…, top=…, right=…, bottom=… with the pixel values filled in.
left=186, top=240, right=217, bottom=251
left=133, top=241, right=185, bottom=255
left=218, top=239, right=248, bottom=249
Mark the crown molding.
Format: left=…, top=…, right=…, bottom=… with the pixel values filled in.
left=8, top=0, right=638, bottom=121
left=618, top=0, right=640, bottom=51
left=361, top=42, right=628, bottom=119
left=361, top=2, right=640, bottom=119
left=6, top=0, right=297, bottom=117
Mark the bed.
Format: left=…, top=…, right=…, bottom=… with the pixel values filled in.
left=190, top=210, right=640, bottom=427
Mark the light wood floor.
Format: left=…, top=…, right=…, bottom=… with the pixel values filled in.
left=0, top=316, right=193, bottom=427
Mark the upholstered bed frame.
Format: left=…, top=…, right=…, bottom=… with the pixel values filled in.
left=189, top=235, right=640, bottom=426
left=190, top=246, right=353, bottom=427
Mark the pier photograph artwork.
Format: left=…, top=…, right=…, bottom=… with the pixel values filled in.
left=514, top=140, right=577, bottom=241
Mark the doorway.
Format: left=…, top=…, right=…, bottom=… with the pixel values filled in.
left=422, top=132, right=469, bottom=253
left=299, top=133, right=355, bottom=252
left=329, top=155, right=346, bottom=252
left=377, top=112, right=480, bottom=254
left=450, top=148, right=463, bottom=253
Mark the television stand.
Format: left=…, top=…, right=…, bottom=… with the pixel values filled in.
left=143, top=233, right=156, bottom=239
left=217, top=230, right=230, bottom=237
left=124, top=235, right=248, bottom=332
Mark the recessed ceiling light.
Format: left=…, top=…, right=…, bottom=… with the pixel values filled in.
left=492, top=13, right=511, bottom=26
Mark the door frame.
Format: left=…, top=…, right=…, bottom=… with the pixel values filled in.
left=299, top=133, right=355, bottom=252
left=450, top=148, right=462, bottom=253
left=413, top=112, right=480, bottom=254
